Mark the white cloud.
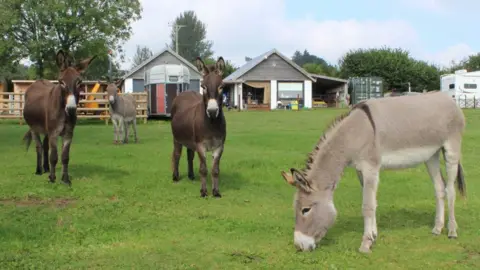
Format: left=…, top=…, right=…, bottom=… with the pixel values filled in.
left=421, top=43, right=475, bottom=67
left=117, top=0, right=475, bottom=72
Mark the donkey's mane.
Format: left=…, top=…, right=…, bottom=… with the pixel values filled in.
left=301, top=110, right=354, bottom=175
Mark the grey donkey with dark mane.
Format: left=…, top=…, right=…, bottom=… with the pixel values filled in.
left=106, top=79, right=138, bottom=144
left=281, top=91, right=466, bottom=253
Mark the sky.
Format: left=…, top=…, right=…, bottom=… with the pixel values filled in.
left=117, top=0, right=479, bottom=71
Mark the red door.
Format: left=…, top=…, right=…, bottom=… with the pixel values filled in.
left=156, top=84, right=165, bottom=114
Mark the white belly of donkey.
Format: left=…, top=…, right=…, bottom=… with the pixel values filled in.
left=380, top=145, right=440, bottom=169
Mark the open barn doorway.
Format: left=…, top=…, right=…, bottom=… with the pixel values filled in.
left=241, top=81, right=271, bottom=111
left=310, top=74, right=348, bottom=108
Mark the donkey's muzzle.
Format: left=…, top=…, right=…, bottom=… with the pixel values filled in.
left=65, top=94, right=77, bottom=115
left=206, top=99, right=220, bottom=118
left=294, top=231, right=316, bottom=252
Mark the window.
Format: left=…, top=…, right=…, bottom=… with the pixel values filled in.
left=449, top=83, right=455, bottom=89
left=278, top=82, right=303, bottom=99
left=169, top=76, right=179, bottom=82
left=464, top=83, right=477, bottom=89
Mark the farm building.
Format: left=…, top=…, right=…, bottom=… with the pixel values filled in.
left=223, top=49, right=348, bottom=110
left=121, top=47, right=202, bottom=93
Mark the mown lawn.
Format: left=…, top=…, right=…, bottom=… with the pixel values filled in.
left=0, top=109, right=479, bottom=269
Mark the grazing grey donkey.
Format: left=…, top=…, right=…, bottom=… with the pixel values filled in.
left=281, top=91, right=466, bottom=254
left=106, top=79, right=138, bottom=144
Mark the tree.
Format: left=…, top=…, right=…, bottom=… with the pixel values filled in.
left=448, top=53, right=480, bottom=73
left=339, top=47, right=441, bottom=92
left=292, top=49, right=339, bottom=77
left=0, top=3, right=22, bottom=80
left=202, top=57, right=238, bottom=79
left=170, top=10, right=214, bottom=63
left=1, top=0, right=142, bottom=79
left=131, top=45, right=153, bottom=69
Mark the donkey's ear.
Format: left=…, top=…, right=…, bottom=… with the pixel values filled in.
left=76, top=55, right=97, bottom=73
left=216, top=57, right=225, bottom=76
left=56, top=50, right=67, bottom=70
left=115, top=78, right=125, bottom=89
left=196, top=57, right=208, bottom=76
left=290, top=168, right=313, bottom=192
left=281, top=170, right=295, bottom=186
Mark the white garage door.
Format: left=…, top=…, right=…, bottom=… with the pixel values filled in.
left=278, top=82, right=304, bottom=99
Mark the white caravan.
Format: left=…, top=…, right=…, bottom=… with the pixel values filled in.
left=440, top=69, right=480, bottom=108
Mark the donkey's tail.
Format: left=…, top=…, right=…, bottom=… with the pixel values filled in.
left=22, top=130, right=33, bottom=152
left=441, top=147, right=466, bottom=199
left=457, top=163, right=466, bottom=198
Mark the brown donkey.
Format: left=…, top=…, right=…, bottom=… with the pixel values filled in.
left=22, top=50, right=96, bottom=186
left=170, top=56, right=227, bottom=197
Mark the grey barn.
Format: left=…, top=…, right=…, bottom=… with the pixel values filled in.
left=223, top=48, right=348, bottom=110
left=121, top=47, right=202, bottom=93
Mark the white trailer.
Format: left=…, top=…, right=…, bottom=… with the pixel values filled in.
left=440, top=69, right=480, bottom=108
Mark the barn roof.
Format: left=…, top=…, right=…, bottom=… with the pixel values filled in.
left=122, top=47, right=201, bottom=79
left=223, top=48, right=316, bottom=83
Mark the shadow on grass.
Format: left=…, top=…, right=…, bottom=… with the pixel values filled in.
left=173, top=170, right=245, bottom=192
left=321, top=207, right=435, bottom=246
left=69, top=163, right=130, bottom=180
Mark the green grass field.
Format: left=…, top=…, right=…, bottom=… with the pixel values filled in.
left=0, top=109, right=479, bottom=269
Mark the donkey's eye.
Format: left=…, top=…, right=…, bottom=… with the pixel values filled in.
left=301, top=207, right=311, bottom=215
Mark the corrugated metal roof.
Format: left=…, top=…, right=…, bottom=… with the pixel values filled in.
left=223, top=49, right=316, bottom=82
left=309, top=73, right=348, bottom=83
left=122, top=47, right=201, bottom=79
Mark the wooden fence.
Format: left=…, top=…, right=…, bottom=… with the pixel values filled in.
left=0, top=92, right=148, bottom=125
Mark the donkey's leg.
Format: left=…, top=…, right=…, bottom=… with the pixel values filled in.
left=211, top=145, right=224, bottom=198
left=123, top=119, right=130, bottom=144
left=112, top=118, right=119, bottom=144
left=187, top=148, right=195, bottom=180
left=60, top=133, right=73, bottom=186
left=48, top=135, right=59, bottom=183
left=42, top=135, right=49, bottom=173
left=172, top=141, right=183, bottom=182
left=443, top=138, right=462, bottom=238
left=359, top=168, right=380, bottom=253
left=119, top=118, right=126, bottom=144
left=32, top=131, right=43, bottom=175
left=425, top=150, right=446, bottom=235
left=197, top=146, right=208, bottom=197
left=132, top=118, right=138, bottom=143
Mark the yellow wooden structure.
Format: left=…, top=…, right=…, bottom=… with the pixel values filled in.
left=85, top=82, right=101, bottom=109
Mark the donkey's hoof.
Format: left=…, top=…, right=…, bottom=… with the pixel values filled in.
left=200, top=189, right=208, bottom=198
left=358, top=245, right=372, bottom=254
left=448, top=231, right=458, bottom=239
left=172, top=173, right=180, bottom=182
left=188, top=174, right=195, bottom=180
left=359, top=236, right=373, bottom=253
left=113, top=140, right=119, bottom=145
left=122, top=139, right=128, bottom=144
left=212, top=189, right=222, bottom=198
left=62, top=174, right=72, bottom=186
left=48, top=174, right=56, bottom=183
left=43, top=167, right=50, bottom=173
left=432, top=227, right=443, bottom=235
left=35, top=170, right=43, bottom=175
